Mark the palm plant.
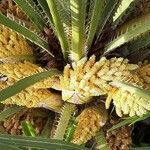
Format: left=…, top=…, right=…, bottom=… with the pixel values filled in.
left=0, top=0, right=150, bottom=149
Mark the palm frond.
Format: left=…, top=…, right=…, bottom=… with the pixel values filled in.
left=0, top=143, right=23, bottom=150
left=46, top=0, right=69, bottom=59
left=108, top=112, right=150, bottom=131
left=96, top=0, right=119, bottom=41
left=53, top=103, right=76, bottom=140
left=13, top=0, right=46, bottom=31
left=37, top=0, right=53, bottom=25
left=86, top=0, right=105, bottom=48
left=0, top=134, right=86, bottom=150
left=112, top=0, right=136, bottom=28
left=127, top=33, right=150, bottom=53
left=70, top=0, right=87, bottom=62
left=105, top=13, right=150, bottom=54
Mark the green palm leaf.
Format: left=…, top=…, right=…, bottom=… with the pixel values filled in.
left=96, top=0, right=118, bottom=41
left=70, top=0, right=87, bottom=62
left=112, top=0, right=135, bottom=27
left=46, top=0, right=69, bottom=59
left=53, top=103, right=76, bottom=140
left=105, top=13, right=150, bottom=53
left=0, top=134, right=87, bottom=150
left=0, top=143, right=23, bottom=150
left=37, top=0, right=53, bottom=25
left=86, top=0, right=105, bottom=48
left=13, top=0, right=46, bottom=31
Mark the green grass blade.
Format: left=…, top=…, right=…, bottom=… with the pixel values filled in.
left=46, top=0, right=69, bottom=59
left=14, top=0, right=45, bottom=31
left=86, top=0, right=105, bottom=48
left=0, top=13, right=53, bottom=56
left=0, top=143, right=23, bottom=150
left=53, top=103, right=76, bottom=140
left=0, top=134, right=87, bottom=150
left=0, top=69, right=61, bottom=102
left=105, top=14, right=150, bottom=53
left=0, top=105, right=24, bottom=121
left=21, top=121, right=36, bottom=137
left=70, top=0, right=87, bottom=62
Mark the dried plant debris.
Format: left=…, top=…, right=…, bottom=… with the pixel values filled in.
left=104, top=118, right=132, bottom=150
left=0, top=0, right=27, bottom=20
left=0, top=106, right=50, bottom=135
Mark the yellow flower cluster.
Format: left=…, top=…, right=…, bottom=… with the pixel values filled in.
left=1, top=81, right=62, bottom=111
left=72, top=105, right=107, bottom=144
left=0, top=61, right=60, bottom=89
left=61, top=55, right=150, bottom=116
left=0, top=25, right=33, bottom=59
left=106, top=87, right=150, bottom=117
left=60, top=55, right=139, bottom=104
left=0, top=26, right=62, bottom=111
left=137, top=62, right=150, bottom=90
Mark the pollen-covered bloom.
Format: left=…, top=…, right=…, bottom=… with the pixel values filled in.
left=0, top=81, right=62, bottom=111
left=106, top=87, right=150, bottom=117
left=0, top=61, right=61, bottom=89
left=60, top=55, right=139, bottom=104
left=0, top=25, right=33, bottom=59
left=137, top=61, right=150, bottom=90
left=105, top=61, right=150, bottom=117
left=72, top=104, right=107, bottom=145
